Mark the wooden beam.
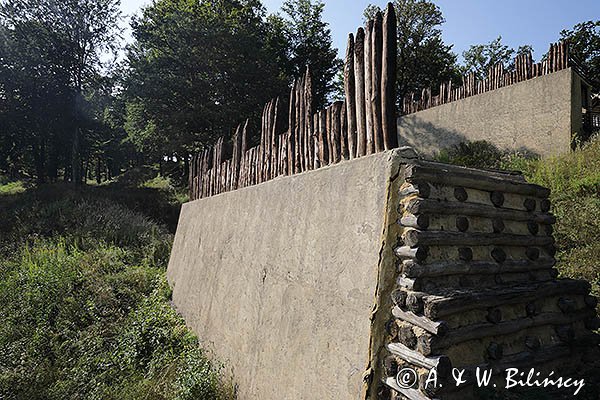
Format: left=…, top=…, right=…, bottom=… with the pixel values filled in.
left=364, top=19, right=374, bottom=155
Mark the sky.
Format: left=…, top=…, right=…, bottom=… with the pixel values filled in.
left=120, top=0, right=600, bottom=63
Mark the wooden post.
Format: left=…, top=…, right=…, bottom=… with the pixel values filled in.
left=326, top=106, right=333, bottom=165
left=295, top=78, right=302, bottom=173
left=364, top=19, right=374, bottom=155
left=371, top=12, right=384, bottom=153
left=345, top=33, right=358, bottom=159
left=313, top=113, right=320, bottom=168
left=304, top=68, right=313, bottom=171
left=297, top=76, right=305, bottom=172
left=332, top=102, right=342, bottom=163
left=354, top=27, right=367, bottom=157
left=288, top=81, right=296, bottom=175
left=382, top=2, right=398, bottom=150
left=319, top=110, right=328, bottom=166
left=341, top=102, right=349, bottom=160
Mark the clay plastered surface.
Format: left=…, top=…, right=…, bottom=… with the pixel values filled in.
left=167, top=151, right=399, bottom=400
left=397, top=68, right=575, bottom=157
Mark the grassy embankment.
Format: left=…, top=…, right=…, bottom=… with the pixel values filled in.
left=439, top=138, right=600, bottom=303
left=0, top=171, right=234, bottom=400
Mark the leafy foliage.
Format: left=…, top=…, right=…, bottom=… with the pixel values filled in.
left=560, top=20, right=600, bottom=91
left=276, top=0, right=341, bottom=109
left=124, top=0, right=291, bottom=160
left=436, top=140, right=505, bottom=170
left=462, top=36, right=533, bottom=79
left=0, top=0, right=124, bottom=184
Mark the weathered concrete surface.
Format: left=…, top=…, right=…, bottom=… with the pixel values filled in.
left=398, top=68, right=581, bottom=158
left=167, top=151, right=405, bottom=400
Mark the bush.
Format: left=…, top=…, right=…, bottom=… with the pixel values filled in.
left=436, top=141, right=505, bottom=169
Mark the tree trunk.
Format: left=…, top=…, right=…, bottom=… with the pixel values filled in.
left=72, top=92, right=82, bottom=185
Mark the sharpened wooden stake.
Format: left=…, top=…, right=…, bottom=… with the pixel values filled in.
left=382, top=2, right=398, bottom=150
left=345, top=34, right=357, bottom=159
left=354, top=27, right=367, bottom=157
left=371, top=12, right=384, bottom=153
left=364, top=20, right=374, bottom=154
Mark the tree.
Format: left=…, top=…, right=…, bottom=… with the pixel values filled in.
left=463, top=36, right=513, bottom=79
left=462, top=36, right=534, bottom=80
left=125, top=0, right=290, bottom=170
left=365, top=0, right=460, bottom=102
left=0, top=0, right=122, bottom=184
left=559, top=20, right=600, bottom=91
left=275, top=0, right=341, bottom=109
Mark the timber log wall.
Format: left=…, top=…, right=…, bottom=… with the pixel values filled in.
left=168, top=148, right=600, bottom=400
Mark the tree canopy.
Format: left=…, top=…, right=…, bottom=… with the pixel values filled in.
left=0, top=0, right=123, bottom=183
left=462, top=36, right=533, bottom=79
left=560, top=20, right=600, bottom=90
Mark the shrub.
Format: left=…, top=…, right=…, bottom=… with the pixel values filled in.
left=436, top=140, right=504, bottom=169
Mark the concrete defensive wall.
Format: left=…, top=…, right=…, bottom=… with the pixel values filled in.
left=168, top=149, right=409, bottom=399
left=168, top=148, right=599, bottom=399
left=397, top=68, right=588, bottom=158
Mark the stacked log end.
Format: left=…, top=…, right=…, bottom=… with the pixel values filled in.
left=382, top=159, right=600, bottom=399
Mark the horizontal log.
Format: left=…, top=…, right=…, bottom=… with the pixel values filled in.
left=387, top=342, right=452, bottom=375
left=418, top=308, right=596, bottom=355
left=404, top=164, right=550, bottom=198
left=408, top=160, right=527, bottom=183
left=403, top=229, right=554, bottom=248
left=399, top=181, right=431, bottom=199
left=406, top=291, right=425, bottom=314
left=458, top=247, right=473, bottom=261
left=392, top=306, right=448, bottom=336
left=397, top=276, right=421, bottom=291
left=454, top=187, right=468, bottom=202
left=399, top=214, right=430, bottom=230
left=405, top=198, right=556, bottom=224
left=396, top=321, right=417, bottom=348
left=382, top=379, right=433, bottom=400
left=395, top=246, right=429, bottom=262
left=401, top=259, right=556, bottom=279
left=424, top=279, right=591, bottom=319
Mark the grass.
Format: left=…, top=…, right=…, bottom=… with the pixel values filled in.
left=504, top=137, right=600, bottom=301
left=438, top=137, right=600, bottom=303
left=0, top=174, right=233, bottom=400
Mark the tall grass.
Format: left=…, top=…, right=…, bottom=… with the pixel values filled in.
left=0, top=183, right=233, bottom=400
